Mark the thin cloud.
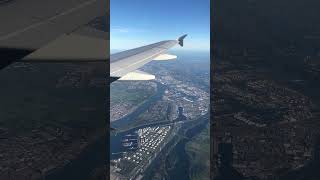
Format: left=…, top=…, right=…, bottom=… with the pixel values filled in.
left=111, top=27, right=129, bottom=33
left=111, top=26, right=146, bottom=33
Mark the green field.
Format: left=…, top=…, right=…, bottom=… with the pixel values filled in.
left=185, top=123, right=210, bottom=180
left=110, top=81, right=156, bottom=105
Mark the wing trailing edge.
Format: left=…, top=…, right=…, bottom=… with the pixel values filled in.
left=118, top=70, right=155, bottom=81
left=153, top=53, right=177, bottom=61
left=22, top=33, right=108, bottom=62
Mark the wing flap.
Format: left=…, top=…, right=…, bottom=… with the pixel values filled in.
left=153, top=53, right=177, bottom=61
left=118, top=70, right=155, bottom=81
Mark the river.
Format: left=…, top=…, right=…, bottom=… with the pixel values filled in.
left=142, top=113, right=209, bottom=180
left=167, top=114, right=209, bottom=179
left=111, top=82, right=166, bottom=128
left=110, top=80, right=210, bottom=179
left=110, top=82, right=167, bottom=159
left=42, top=82, right=167, bottom=180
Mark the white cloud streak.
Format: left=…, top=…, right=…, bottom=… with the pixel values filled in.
left=111, top=26, right=146, bottom=33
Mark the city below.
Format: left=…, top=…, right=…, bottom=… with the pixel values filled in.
left=110, top=51, right=210, bottom=180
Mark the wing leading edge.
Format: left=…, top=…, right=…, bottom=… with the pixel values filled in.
left=110, top=34, right=187, bottom=82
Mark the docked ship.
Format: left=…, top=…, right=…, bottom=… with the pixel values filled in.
left=121, top=133, right=140, bottom=151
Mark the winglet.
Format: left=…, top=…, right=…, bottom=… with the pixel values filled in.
left=178, top=34, right=188, bottom=47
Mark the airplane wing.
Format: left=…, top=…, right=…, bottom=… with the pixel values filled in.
left=110, top=34, right=187, bottom=82
left=0, top=0, right=108, bottom=68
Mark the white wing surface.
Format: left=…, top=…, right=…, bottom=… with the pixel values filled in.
left=110, top=34, right=187, bottom=82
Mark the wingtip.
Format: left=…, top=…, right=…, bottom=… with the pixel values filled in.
left=178, top=34, right=188, bottom=47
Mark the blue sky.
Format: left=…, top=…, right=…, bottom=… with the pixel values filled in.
left=110, top=0, right=210, bottom=51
